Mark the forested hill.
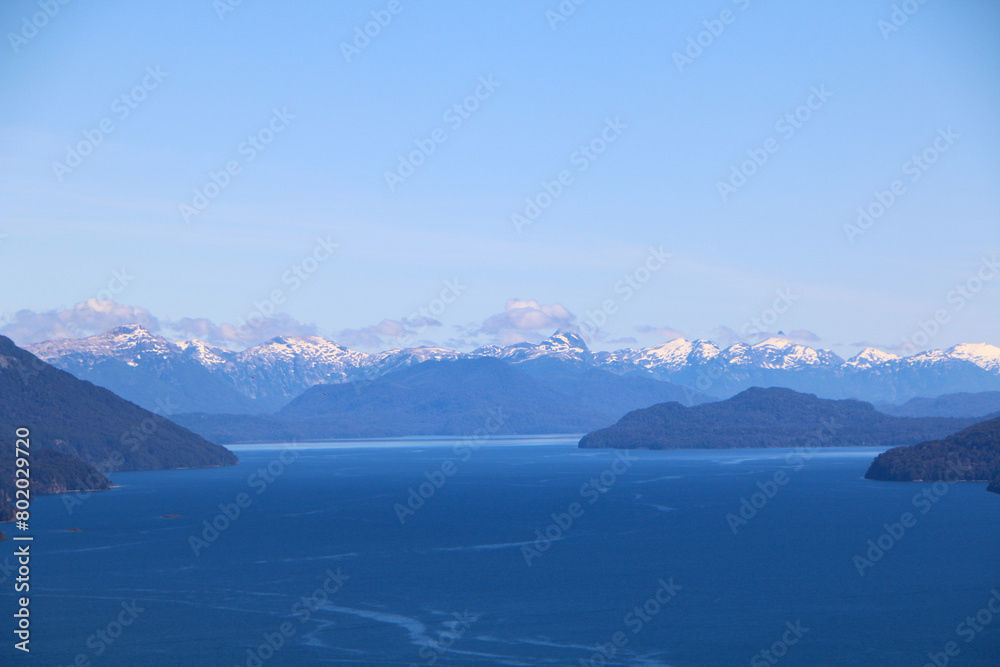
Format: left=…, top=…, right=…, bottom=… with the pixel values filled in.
left=866, top=415, right=1000, bottom=495
left=578, top=387, right=978, bottom=450
left=0, top=335, right=237, bottom=520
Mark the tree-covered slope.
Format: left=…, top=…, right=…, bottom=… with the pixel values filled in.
left=0, top=444, right=111, bottom=520
left=0, top=335, right=237, bottom=472
left=865, top=415, right=1000, bottom=493
left=875, top=391, right=1000, bottom=419
left=578, top=387, right=977, bottom=450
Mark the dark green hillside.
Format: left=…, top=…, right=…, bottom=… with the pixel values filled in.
left=0, top=444, right=111, bottom=520
left=0, top=335, right=236, bottom=473
left=579, top=387, right=977, bottom=450
left=866, top=415, right=1000, bottom=493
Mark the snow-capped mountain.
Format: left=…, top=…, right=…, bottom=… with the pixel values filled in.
left=726, top=337, right=844, bottom=370
left=228, top=336, right=371, bottom=409
left=844, top=347, right=900, bottom=370
left=26, top=325, right=254, bottom=414
left=176, top=339, right=235, bottom=369
left=23, top=326, right=1000, bottom=415
left=947, top=343, right=1000, bottom=373
left=29, top=323, right=179, bottom=367
left=473, top=330, right=591, bottom=366
left=366, top=346, right=468, bottom=378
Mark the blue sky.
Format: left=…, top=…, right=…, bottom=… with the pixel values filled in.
left=1, top=0, right=997, bottom=356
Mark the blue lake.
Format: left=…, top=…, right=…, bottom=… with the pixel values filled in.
left=3, top=436, right=999, bottom=666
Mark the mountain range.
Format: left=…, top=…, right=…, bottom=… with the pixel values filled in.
left=171, top=357, right=709, bottom=443
left=874, top=392, right=1000, bottom=419
left=24, top=326, right=1000, bottom=415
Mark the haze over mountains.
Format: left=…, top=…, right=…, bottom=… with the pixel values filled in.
left=25, top=325, right=1000, bottom=415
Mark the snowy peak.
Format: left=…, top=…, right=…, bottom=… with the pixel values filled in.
left=367, top=347, right=468, bottom=377
left=236, top=335, right=366, bottom=365
left=539, top=330, right=589, bottom=353
left=176, top=339, right=234, bottom=369
left=947, top=343, right=1000, bottom=373
left=717, top=339, right=841, bottom=370
left=626, top=338, right=720, bottom=373
left=27, top=325, right=177, bottom=364
left=471, top=331, right=590, bottom=365
left=752, top=337, right=795, bottom=350
left=845, top=347, right=899, bottom=370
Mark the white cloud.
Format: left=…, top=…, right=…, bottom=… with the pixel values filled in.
left=0, top=299, right=161, bottom=345
left=709, top=325, right=822, bottom=348
left=478, top=299, right=575, bottom=334
left=335, top=317, right=443, bottom=351
left=168, top=313, right=319, bottom=348
left=635, top=325, right=686, bottom=341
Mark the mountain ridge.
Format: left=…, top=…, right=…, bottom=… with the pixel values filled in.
left=24, top=326, right=1000, bottom=414
left=172, top=357, right=711, bottom=443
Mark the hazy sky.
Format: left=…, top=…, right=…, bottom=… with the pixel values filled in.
left=1, top=0, right=997, bottom=356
